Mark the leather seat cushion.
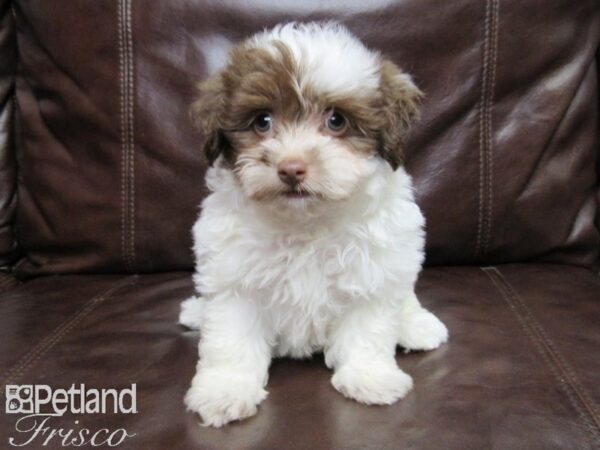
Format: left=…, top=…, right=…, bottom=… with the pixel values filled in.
left=1, top=265, right=599, bottom=448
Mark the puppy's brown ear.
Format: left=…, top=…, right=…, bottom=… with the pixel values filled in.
left=191, top=73, right=231, bottom=165
left=378, top=59, right=423, bottom=170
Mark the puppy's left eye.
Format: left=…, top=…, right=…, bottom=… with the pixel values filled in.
left=325, top=110, right=347, bottom=134
left=253, top=113, right=273, bottom=134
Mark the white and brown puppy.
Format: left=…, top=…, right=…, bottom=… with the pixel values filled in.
left=180, top=22, right=448, bottom=427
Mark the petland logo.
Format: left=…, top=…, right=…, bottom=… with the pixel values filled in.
left=5, top=384, right=137, bottom=447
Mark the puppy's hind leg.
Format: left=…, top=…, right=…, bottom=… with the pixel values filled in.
left=396, top=291, right=448, bottom=352
left=179, top=296, right=206, bottom=330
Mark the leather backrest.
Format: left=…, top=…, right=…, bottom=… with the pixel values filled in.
left=596, top=49, right=600, bottom=271
left=11, top=0, right=600, bottom=276
left=0, top=0, right=16, bottom=269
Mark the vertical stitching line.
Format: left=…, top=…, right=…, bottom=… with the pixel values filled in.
left=476, top=0, right=492, bottom=257
left=125, top=0, right=133, bottom=271
left=118, top=0, right=131, bottom=272
left=122, top=0, right=130, bottom=271
left=125, top=0, right=136, bottom=270
left=117, top=0, right=129, bottom=272
left=482, top=267, right=600, bottom=444
left=482, top=0, right=499, bottom=253
left=118, top=0, right=134, bottom=272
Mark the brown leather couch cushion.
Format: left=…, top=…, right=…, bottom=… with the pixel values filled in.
left=12, top=0, right=600, bottom=277
left=0, top=0, right=17, bottom=268
left=1, top=266, right=599, bottom=448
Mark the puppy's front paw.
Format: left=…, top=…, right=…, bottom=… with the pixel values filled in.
left=331, top=364, right=413, bottom=405
left=397, top=308, right=448, bottom=352
left=185, top=369, right=267, bottom=427
left=179, top=296, right=205, bottom=330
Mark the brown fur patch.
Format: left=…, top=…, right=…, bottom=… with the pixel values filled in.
left=377, top=58, right=423, bottom=169
left=192, top=41, right=304, bottom=165
left=192, top=40, right=421, bottom=170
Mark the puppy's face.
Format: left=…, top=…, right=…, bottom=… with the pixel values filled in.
left=193, top=23, right=421, bottom=207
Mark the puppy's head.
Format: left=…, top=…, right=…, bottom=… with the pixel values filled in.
left=193, top=22, right=421, bottom=206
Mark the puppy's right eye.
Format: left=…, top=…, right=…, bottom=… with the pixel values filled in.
left=253, top=113, right=272, bottom=134
left=324, top=109, right=347, bottom=135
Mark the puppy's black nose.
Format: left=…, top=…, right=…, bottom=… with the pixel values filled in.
left=277, top=160, right=307, bottom=186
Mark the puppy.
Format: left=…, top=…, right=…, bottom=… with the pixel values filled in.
left=180, top=22, right=448, bottom=427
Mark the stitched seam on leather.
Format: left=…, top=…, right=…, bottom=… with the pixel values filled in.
left=125, top=0, right=136, bottom=270
left=482, top=0, right=498, bottom=253
left=476, top=0, right=498, bottom=257
left=118, top=0, right=130, bottom=272
left=482, top=267, right=600, bottom=443
left=491, top=267, right=600, bottom=431
left=0, top=277, right=137, bottom=395
left=118, top=0, right=136, bottom=272
left=475, top=1, right=489, bottom=257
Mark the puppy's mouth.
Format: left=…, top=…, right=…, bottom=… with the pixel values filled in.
left=281, top=188, right=313, bottom=199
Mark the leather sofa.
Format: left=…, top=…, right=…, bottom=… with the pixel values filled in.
left=1, top=1, right=599, bottom=448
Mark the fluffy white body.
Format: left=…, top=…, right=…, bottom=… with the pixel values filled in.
left=181, top=159, right=448, bottom=426
left=180, top=22, right=448, bottom=427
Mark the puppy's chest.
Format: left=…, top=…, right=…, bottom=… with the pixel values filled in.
left=247, top=236, right=359, bottom=300
left=246, top=237, right=360, bottom=356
